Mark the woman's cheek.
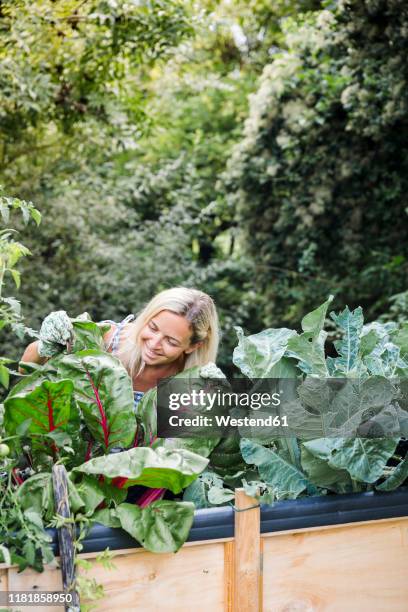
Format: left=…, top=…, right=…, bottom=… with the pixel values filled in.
left=140, top=329, right=152, bottom=343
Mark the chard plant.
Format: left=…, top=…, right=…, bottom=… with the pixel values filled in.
left=0, top=315, right=213, bottom=566
left=0, top=189, right=212, bottom=571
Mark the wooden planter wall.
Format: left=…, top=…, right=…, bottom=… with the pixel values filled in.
left=1, top=489, right=407, bottom=612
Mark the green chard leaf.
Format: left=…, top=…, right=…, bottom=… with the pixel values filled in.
left=15, top=473, right=55, bottom=521
left=115, top=500, right=195, bottom=553
left=71, top=314, right=109, bottom=352
left=93, top=508, right=122, bottom=529
left=74, top=446, right=208, bottom=494
left=4, top=379, right=75, bottom=445
left=57, top=350, right=136, bottom=451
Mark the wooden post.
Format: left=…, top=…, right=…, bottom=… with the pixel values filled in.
left=224, top=541, right=235, bottom=612
left=52, top=464, right=80, bottom=611
left=233, top=488, right=262, bottom=612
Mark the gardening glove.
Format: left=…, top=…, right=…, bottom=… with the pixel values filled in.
left=37, top=310, right=74, bottom=358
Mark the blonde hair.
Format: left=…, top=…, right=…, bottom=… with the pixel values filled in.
left=117, top=287, right=220, bottom=379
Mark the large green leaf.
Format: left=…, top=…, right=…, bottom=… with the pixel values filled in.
left=286, top=297, right=333, bottom=376
left=66, top=475, right=86, bottom=513
left=393, top=323, right=408, bottom=360
left=376, top=452, right=408, bottom=491
left=301, top=297, right=333, bottom=335
left=183, top=477, right=212, bottom=508
left=303, top=437, right=399, bottom=483
left=92, top=508, right=122, bottom=529
left=15, top=473, right=54, bottom=521
left=233, top=326, right=296, bottom=378
left=72, top=473, right=128, bottom=513
left=5, top=366, right=56, bottom=401
left=15, top=472, right=85, bottom=521
left=358, top=322, right=407, bottom=377
left=325, top=376, right=397, bottom=436
left=57, top=350, right=136, bottom=450
left=359, top=329, right=379, bottom=359
left=365, top=344, right=404, bottom=378
left=300, top=444, right=353, bottom=493
left=207, top=486, right=235, bottom=505
left=154, top=436, right=219, bottom=458
left=74, top=475, right=106, bottom=514
left=115, top=500, right=195, bottom=553
left=184, top=469, right=235, bottom=508
left=74, top=446, right=208, bottom=494
left=294, top=376, right=398, bottom=438
left=240, top=439, right=310, bottom=499
left=363, top=404, right=408, bottom=438
left=71, top=314, right=110, bottom=352
left=4, top=379, right=75, bottom=441
left=135, top=386, right=158, bottom=445
left=277, top=397, right=327, bottom=440
left=327, top=306, right=364, bottom=375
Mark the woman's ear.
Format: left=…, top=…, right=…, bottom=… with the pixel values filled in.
left=184, top=341, right=203, bottom=355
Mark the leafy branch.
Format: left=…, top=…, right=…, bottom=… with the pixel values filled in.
left=0, top=186, right=41, bottom=387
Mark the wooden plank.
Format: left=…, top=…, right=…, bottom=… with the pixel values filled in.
left=8, top=564, right=62, bottom=612
left=234, top=488, right=262, bottom=612
left=6, top=542, right=225, bottom=611
left=0, top=536, right=235, bottom=572
left=79, top=540, right=226, bottom=611
left=261, top=514, right=408, bottom=539
left=73, top=535, right=235, bottom=560
left=0, top=567, right=8, bottom=592
left=52, top=464, right=79, bottom=610
left=224, top=541, right=235, bottom=612
left=262, top=516, right=408, bottom=611
left=259, top=537, right=263, bottom=611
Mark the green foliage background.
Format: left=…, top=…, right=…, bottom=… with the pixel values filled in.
left=1, top=0, right=407, bottom=370
left=224, top=0, right=408, bottom=328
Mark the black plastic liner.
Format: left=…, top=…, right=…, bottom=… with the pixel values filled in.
left=49, top=488, right=408, bottom=555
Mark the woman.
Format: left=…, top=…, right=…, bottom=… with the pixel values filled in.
left=21, top=287, right=220, bottom=505
left=21, top=286, right=220, bottom=409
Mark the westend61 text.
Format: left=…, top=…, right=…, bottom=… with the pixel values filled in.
left=168, top=414, right=289, bottom=427
left=168, top=390, right=281, bottom=411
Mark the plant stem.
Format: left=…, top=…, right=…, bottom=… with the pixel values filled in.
left=0, top=260, right=6, bottom=300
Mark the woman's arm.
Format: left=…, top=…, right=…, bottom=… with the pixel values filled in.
left=19, top=341, right=48, bottom=372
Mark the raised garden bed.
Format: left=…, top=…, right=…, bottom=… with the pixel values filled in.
left=2, top=487, right=407, bottom=611
left=2, top=302, right=408, bottom=610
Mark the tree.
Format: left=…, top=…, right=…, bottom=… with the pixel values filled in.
left=0, top=0, right=193, bottom=354
left=0, top=0, right=323, bottom=371
left=224, top=0, right=408, bottom=328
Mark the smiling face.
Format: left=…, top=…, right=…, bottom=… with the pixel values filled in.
left=139, top=310, right=201, bottom=366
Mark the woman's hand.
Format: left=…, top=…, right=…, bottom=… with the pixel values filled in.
left=37, top=310, right=74, bottom=357
left=19, top=310, right=73, bottom=372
